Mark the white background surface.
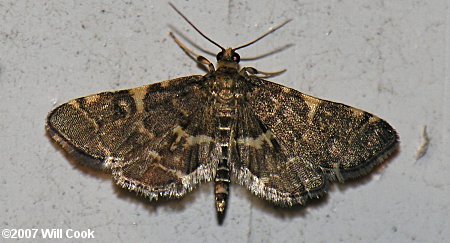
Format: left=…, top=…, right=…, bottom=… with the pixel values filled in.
left=1, top=0, right=449, bottom=242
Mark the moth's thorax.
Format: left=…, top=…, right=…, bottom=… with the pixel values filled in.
left=216, top=60, right=239, bottom=70
left=211, top=67, right=242, bottom=103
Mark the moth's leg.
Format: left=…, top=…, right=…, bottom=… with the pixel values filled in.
left=169, top=32, right=215, bottom=72
left=240, top=67, right=286, bottom=78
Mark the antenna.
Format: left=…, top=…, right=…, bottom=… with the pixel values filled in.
left=233, top=19, right=292, bottom=51
left=169, top=3, right=225, bottom=51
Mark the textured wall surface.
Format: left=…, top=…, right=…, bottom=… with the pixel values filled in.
left=0, top=0, right=448, bottom=242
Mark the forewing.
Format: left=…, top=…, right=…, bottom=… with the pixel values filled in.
left=47, top=75, right=220, bottom=199
left=233, top=78, right=398, bottom=206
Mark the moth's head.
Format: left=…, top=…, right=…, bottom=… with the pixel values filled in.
left=216, top=48, right=240, bottom=64
left=169, top=3, right=291, bottom=70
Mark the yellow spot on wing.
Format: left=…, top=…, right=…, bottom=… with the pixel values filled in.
left=84, top=94, right=100, bottom=104
left=173, top=126, right=186, bottom=144
left=369, top=116, right=380, bottom=123
left=161, top=80, right=171, bottom=88
left=129, top=86, right=147, bottom=113
left=68, top=100, right=80, bottom=109
left=155, top=163, right=186, bottom=178
left=302, top=94, right=322, bottom=124
left=350, top=107, right=365, bottom=118
left=281, top=86, right=291, bottom=93
left=147, top=150, right=162, bottom=161
left=172, top=125, right=213, bottom=148
left=237, top=130, right=274, bottom=149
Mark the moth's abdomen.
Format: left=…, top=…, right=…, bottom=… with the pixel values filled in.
left=214, top=100, right=236, bottom=222
left=215, top=151, right=230, bottom=215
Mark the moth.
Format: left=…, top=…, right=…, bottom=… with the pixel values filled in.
left=46, top=4, right=399, bottom=224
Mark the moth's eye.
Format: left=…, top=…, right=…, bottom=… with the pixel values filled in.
left=232, top=53, right=240, bottom=63
left=216, top=51, right=224, bottom=61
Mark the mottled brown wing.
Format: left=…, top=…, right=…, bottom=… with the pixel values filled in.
left=232, top=103, right=328, bottom=206
left=47, top=75, right=220, bottom=200
left=232, top=78, right=398, bottom=206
